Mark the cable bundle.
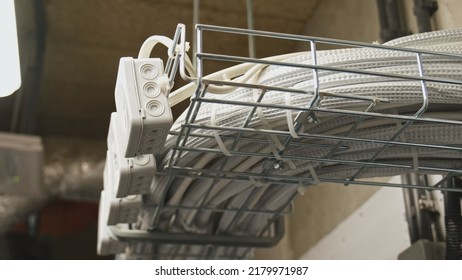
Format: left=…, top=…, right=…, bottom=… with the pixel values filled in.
left=131, top=29, right=462, bottom=259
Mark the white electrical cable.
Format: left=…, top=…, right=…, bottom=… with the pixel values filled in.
left=131, top=28, right=462, bottom=259
left=168, top=52, right=307, bottom=106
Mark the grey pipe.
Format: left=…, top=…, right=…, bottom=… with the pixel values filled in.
left=376, top=0, right=409, bottom=42
left=246, top=0, right=256, bottom=58
left=413, top=0, right=438, bottom=33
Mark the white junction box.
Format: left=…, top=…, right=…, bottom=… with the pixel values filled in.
left=107, top=113, right=156, bottom=198
left=97, top=190, right=128, bottom=256
left=106, top=194, right=143, bottom=226
left=103, top=166, right=143, bottom=226
left=114, top=57, right=173, bottom=157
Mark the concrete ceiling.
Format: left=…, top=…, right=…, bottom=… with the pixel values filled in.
left=37, top=0, right=321, bottom=139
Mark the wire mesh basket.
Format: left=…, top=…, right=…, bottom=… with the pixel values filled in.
left=115, top=24, right=462, bottom=259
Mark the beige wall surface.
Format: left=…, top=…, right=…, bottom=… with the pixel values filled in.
left=402, top=0, right=462, bottom=33
left=256, top=0, right=383, bottom=260
left=302, top=0, right=381, bottom=43
left=434, top=0, right=462, bottom=29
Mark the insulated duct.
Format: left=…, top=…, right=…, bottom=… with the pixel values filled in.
left=42, top=137, right=105, bottom=201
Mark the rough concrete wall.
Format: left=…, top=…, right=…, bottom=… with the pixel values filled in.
left=433, top=0, right=462, bottom=29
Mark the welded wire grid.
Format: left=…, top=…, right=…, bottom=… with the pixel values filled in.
left=169, top=24, right=462, bottom=185
left=133, top=25, right=462, bottom=259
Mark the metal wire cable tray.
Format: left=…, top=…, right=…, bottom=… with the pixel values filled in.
left=118, top=24, right=462, bottom=259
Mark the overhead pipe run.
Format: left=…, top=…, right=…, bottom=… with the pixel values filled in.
left=246, top=0, right=256, bottom=58
left=414, top=0, right=438, bottom=33
left=376, top=0, right=409, bottom=42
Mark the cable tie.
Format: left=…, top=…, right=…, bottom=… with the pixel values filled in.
left=253, top=90, right=285, bottom=150
left=308, top=162, right=320, bottom=185
left=284, top=159, right=297, bottom=170
left=254, top=91, right=297, bottom=170
left=297, top=181, right=309, bottom=195
left=179, top=214, right=199, bottom=233
left=166, top=213, right=177, bottom=231
left=184, top=41, right=190, bottom=53
left=394, top=112, right=419, bottom=172
left=266, top=141, right=296, bottom=170
left=268, top=137, right=283, bottom=161
left=210, top=106, right=232, bottom=156
left=250, top=177, right=268, bottom=188
left=285, top=92, right=300, bottom=138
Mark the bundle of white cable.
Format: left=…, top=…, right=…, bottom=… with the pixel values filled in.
left=134, top=29, right=462, bottom=259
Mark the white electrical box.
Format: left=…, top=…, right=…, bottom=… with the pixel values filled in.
left=97, top=190, right=128, bottom=256
left=103, top=148, right=143, bottom=225
left=106, top=113, right=156, bottom=198
left=106, top=194, right=143, bottom=226
left=114, top=57, right=173, bottom=157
